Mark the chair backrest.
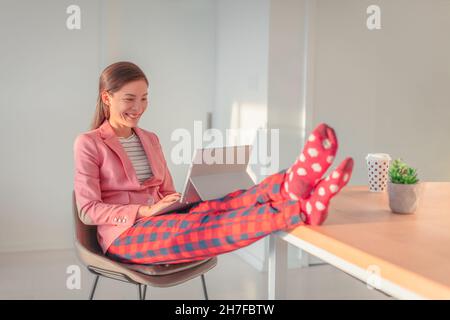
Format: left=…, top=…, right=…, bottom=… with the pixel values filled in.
left=72, top=191, right=103, bottom=254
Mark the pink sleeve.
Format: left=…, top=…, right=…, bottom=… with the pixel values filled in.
left=153, top=134, right=177, bottom=197
left=73, top=134, right=141, bottom=226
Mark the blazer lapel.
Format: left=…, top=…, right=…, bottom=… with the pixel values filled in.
left=99, top=120, right=164, bottom=188
left=134, top=126, right=164, bottom=187
left=99, top=120, right=139, bottom=185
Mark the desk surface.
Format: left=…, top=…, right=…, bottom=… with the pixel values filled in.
left=288, top=182, right=450, bottom=299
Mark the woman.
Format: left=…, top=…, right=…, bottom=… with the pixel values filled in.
left=73, top=61, right=354, bottom=265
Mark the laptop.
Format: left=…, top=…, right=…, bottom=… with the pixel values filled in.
left=152, top=144, right=256, bottom=215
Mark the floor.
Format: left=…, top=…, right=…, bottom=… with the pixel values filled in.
left=0, top=248, right=391, bottom=300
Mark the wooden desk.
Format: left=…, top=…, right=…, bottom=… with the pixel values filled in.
left=268, top=182, right=450, bottom=299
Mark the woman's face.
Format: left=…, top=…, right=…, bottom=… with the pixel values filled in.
left=102, top=79, right=148, bottom=128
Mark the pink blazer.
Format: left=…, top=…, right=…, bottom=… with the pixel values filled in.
left=73, top=120, right=176, bottom=254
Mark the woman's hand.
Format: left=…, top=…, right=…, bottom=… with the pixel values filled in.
left=160, top=192, right=182, bottom=204
left=137, top=192, right=181, bottom=219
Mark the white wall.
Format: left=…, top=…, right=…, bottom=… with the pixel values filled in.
left=310, top=0, right=450, bottom=184
left=266, top=0, right=313, bottom=269
left=267, top=0, right=309, bottom=174
left=0, top=0, right=101, bottom=252
left=212, top=0, right=271, bottom=271
left=213, top=0, right=270, bottom=135
left=0, top=0, right=216, bottom=252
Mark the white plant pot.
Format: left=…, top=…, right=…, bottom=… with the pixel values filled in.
left=387, top=181, right=422, bottom=214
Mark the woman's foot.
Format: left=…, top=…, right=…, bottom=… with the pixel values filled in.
left=281, top=123, right=338, bottom=201
left=300, top=157, right=354, bottom=225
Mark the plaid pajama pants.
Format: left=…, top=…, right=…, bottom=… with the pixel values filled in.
left=106, top=169, right=304, bottom=265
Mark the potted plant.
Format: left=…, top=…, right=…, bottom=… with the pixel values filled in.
left=387, top=158, right=422, bottom=214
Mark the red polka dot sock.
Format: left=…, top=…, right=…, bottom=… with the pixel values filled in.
left=281, top=123, right=338, bottom=201
left=299, top=157, right=354, bottom=225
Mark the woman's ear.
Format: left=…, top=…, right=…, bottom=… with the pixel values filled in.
left=101, top=91, right=111, bottom=106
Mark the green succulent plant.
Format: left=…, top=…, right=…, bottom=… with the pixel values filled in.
left=388, top=158, right=419, bottom=184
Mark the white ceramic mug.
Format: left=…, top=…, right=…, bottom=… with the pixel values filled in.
left=366, top=153, right=392, bottom=192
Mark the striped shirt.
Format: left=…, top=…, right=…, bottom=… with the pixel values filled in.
left=118, top=131, right=153, bottom=184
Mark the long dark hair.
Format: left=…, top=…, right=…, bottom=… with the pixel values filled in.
left=91, top=61, right=149, bottom=130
